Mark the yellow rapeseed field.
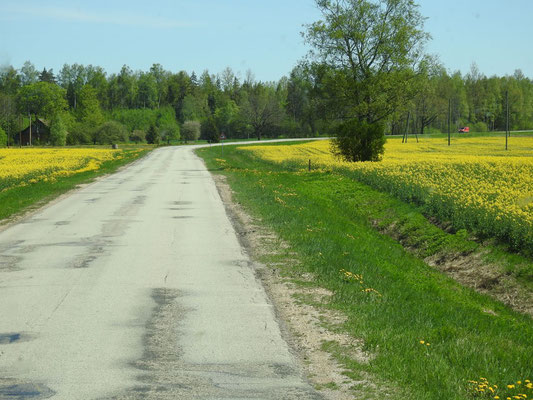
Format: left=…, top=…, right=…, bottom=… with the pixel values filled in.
left=0, top=148, right=121, bottom=192
left=241, top=136, right=533, bottom=251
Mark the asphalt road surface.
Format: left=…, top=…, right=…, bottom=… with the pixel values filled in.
left=0, top=145, right=322, bottom=399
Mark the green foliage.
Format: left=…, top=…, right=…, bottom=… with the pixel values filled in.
left=145, top=124, right=160, bottom=144
left=202, top=117, right=219, bottom=143
left=240, top=83, right=285, bottom=140
left=111, top=108, right=154, bottom=132
left=76, top=85, right=104, bottom=127
left=93, top=121, right=128, bottom=144
left=130, top=130, right=145, bottom=144
left=304, top=0, right=429, bottom=124
left=181, top=120, right=201, bottom=142
left=197, top=145, right=533, bottom=400
left=160, top=123, right=179, bottom=144
left=50, top=115, right=67, bottom=146
left=0, top=126, right=7, bottom=147
left=5, top=57, right=533, bottom=148
left=332, top=119, right=386, bottom=162
left=17, top=81, right=68, bottom=119
left=67, top=121, right=92, bottom=145
left=470, top=121, right=488, bottom=132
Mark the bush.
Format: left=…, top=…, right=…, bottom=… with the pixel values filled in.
left=332, top=119, right=386, bottom=162
left=470, top=121, right=488, bottom=133
left=130, top=130, right=145, bottom=144
left=181, top=120, right=201, bottom=142
left=93, top=121, right=128, bottom=144
left=67, top=123, right=92, bottom=145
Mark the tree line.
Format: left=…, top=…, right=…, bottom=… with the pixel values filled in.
left=0, top=62, right=302, bottom=146
left=1, top=2, right=533, bottom=149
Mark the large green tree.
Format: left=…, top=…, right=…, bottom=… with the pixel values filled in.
left=17, top=81, right=68, bottom=120
left=240, top=83, right=284, bottom=140
left=305, top=0, right=430, bottom=161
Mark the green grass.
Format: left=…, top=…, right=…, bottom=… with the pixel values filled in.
left=0, top=146, right=150, bottom=222
left=197, top=144, right=533, bottom=400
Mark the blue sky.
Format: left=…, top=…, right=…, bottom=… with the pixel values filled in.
left=1, top=0, right=532, bottom=81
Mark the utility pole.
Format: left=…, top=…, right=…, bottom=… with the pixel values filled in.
left=505, top=90, right=509, bottom=150
left=402, top=111, right=410, bottom=143
left=28, top=112, right=32, bottom=146
left=448, top=98, right=451, bottom=146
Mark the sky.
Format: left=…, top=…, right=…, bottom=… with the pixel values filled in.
left=1, top=0, right=533, bottom=82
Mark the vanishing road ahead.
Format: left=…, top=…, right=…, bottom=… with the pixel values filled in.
left=0, top=145, right=322, bottom=399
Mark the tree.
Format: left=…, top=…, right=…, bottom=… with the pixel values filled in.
left=214, top=99, right=239, bottom=138
left=181, top=120, right=201, bottom=143
left=0, top=66, right=21, bottom=95
left=50, top=115, right=68, bottom=146
left=137, top=72, right=158, bottom=108
left=202, top=116, right=219, bottom=143
left=117, top=65, right=137, bottom=108
left=305, top=0, right=430, bottom=161
left=156, top=107, right=180, bottom=143
left=0, top=126, right=7, bottom=147
left=160, top=123, right=180, bottom=144
left=145, top=124, right=160, bottom=144
left=412, top=62, right=448, bottom=135
left=58, top=63, right=87, bottom=109
left=20, top=61, right=39, bottom=86
left=39, top=68, right=56, bottom=84
left=17, top=82, right=68, bottom=119
left=76, top=85, right=104, bottom=127
left=241, top=83, right=284, bottom=140
left=149, top=63, right=169, bottom=108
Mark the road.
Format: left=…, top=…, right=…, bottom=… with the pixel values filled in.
left=0, top=144, right=322, bottom=399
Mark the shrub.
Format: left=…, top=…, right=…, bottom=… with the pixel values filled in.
left=182, top=120, right=201, bottom=142
left=470, top=121, right=488, bottom=133
left=130, top=130, right=145, bottom=144
left=93, top=121, right=128, bottom=144
left=332, top=119, right=386, bottom=162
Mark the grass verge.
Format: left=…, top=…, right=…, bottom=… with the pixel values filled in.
left=197, top=144, right=533, bottom=400
left=0, top=147, right=151, bottom=222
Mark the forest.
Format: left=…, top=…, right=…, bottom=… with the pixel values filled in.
left=0, top=60, right=532, bottom=146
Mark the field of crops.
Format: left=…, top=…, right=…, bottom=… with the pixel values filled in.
left=0, top=148, right=127, bottom=192
left=241, top=136, right=533, bottom=253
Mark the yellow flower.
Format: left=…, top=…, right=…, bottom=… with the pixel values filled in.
left=241, top=137, right=533, bottom=252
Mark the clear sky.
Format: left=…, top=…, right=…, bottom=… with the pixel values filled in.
left=1, top=0, right=532, bottom=82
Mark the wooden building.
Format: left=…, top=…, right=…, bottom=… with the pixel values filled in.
left=15, top=118, right=50, bottom=146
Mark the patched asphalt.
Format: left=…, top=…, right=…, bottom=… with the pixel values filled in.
left=0, top=144, right=322, bottom=399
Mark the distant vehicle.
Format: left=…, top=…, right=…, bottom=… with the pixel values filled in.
left=458, top=126, right=470, bottom=133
